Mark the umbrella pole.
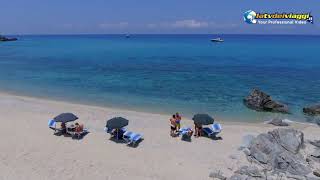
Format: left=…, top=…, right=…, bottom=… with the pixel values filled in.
left=117, top=129, right=119, bottom=140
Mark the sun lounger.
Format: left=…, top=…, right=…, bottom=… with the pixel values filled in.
left=202, top=123, right=222, bottom=138
left=123, top=131, right=143, bottom=146
left=48, top=119, right=56, bottom=130
left=178, top=127, right=193, bottom=140
left=48, top=119, right=66, bottom=135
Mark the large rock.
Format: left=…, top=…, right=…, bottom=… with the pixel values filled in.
left=309, top=140, right=320, bottom=148
left=313, top=169, right=320, bottom=177
left=246, top=128, right=311, bottom=176
left=303, top=104, right=320, bottom=116
left=0, top=35, right=17, bottom=42
left=268, top=128, right=304, bottom=154
left=274, top=151, right=311, bottom=175
left=209, top=170, right=227, bottom=180
left=243, top=89, right=289, bottom=113
left=234, top=166, right=264, bottom=178
left=267, top=118, right=289, bottom=126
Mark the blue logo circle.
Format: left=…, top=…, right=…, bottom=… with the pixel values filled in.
left=244, top=10, right=257, bottom=24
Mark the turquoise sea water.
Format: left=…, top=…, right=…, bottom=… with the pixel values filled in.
left=0, top=34, right=319, bottom=122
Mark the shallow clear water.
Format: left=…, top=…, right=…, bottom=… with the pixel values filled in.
left=0, top=34, right=319, bottom=122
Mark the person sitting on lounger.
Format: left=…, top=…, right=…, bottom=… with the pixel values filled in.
left=110, top=128, right=124, bottom=139
left=175, top=112, right=182, bottom=131
left=170, top=115, right=177, bottom=137
left=75, top=123, right=83, bottom=133
left=194, top=123, right=202, bottom=138
left=61, top=122, right=67, bottom=134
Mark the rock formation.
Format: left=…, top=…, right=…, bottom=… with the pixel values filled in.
left=243, top=89, right=289, bottom=114
left=303, top=104, right=320, bottom=116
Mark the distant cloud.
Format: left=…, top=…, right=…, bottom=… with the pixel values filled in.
left=99, top=22, right=129, bottom=29
left=146, top=23, right=158, bottom=28
left=209, top=22, right=238, bottom=28
left=171, top=19, right=209, bottom=28
left=146, top=20, right=237, bottom=30
left=61, top=23, right=74, bottom=29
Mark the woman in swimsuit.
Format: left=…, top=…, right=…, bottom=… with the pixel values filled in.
left=170, top=115, right=177, bottom=137
left=175, top=112, right=181, bottom=131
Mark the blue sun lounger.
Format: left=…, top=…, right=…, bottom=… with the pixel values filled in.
left=48, top=119, right=64, bottom=135
left=123, top=131, right=143, bottom=146
left=178, top=127, right=193, bottom=140
left=202, top=123, right=222, bottom=138
left=48, top=119, right=56, bottom=130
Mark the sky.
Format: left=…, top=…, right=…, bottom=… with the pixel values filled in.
left=0, top=0, right=319, bottom=35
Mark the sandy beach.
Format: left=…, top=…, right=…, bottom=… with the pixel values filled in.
left=0, top=92, right=319, bottom=180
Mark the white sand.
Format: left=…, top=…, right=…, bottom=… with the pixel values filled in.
left=0, top=92, right=319, bottom=180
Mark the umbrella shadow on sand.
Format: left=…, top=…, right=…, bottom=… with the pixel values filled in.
left=108, top=137, right=127, bottom=144
left=53, top=131, right=90, bottom=140
left=128, top=139, right=144, bottom=148
left=203, top=135, right=223, bottom=141
left=108, top=137, right=144, bottom=148
left=181, top=137, right=192, bottom=142
left=71, top=132, right=90, bottom=140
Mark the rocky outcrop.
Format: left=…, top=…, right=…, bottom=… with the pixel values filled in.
left=209, top=170, right=227, bottom=180
left=243, top=89, right=289, bottom=114
left=267, top=118, right=289, bottom=126
left=210, top=129, right=320, bottom=179
left=313, top=169, right=320, bottom=177
left=227, top=128, right=318, bottom=180
left=214, top=128, right=320, bottom=180
left=0, top=35, right=17, bottom=42
left=303, top=104, right=320, bottom=116
left=247, top=128, right=310, bottom=175
left=309, top=140, right=320, bottom=148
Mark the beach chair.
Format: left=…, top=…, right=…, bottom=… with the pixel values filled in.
left=202, top=123, right=222, bottom=138
left=48, top=119, right=65, bottom=135
left=178, top=127, right=193, bottom=141
left=48, top=119, right=56, bottom=130
left=123, top=131, right=143, bottom=146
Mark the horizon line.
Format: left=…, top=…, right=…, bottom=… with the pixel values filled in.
left=4, top=33, right=320, bottom=36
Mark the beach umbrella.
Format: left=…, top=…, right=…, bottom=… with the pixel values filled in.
left=54, top=113, right=78, bottom=123
left=192, top=113, right=214, bottom=125
left=106, top=117, right=129, bottom=129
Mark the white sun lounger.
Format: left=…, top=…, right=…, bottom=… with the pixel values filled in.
left=123, top=131, right=143, bottom=146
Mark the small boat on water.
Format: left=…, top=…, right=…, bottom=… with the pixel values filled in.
left=0, top=35, right=17, bottom=42
left=211, top=38, right=224, bottom=42
left=125, top=34, right=130, bottom=38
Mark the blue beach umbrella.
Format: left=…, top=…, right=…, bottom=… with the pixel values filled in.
left=106, top=117, right=129, bottom=129
left=53, top=113, right=78, bottom=123
left=192, top=114, right=214, bottom=125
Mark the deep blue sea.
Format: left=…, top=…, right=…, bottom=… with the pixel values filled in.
left=0, top=34, right=319, bottom=122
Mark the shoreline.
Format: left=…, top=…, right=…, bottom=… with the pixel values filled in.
left=0, top=90, right=319, bottom=179
left=0, top=90, right=255, bottom=124
left=0, top=89, right=308, bottom=125
left=0, top=90, right=316, bottom=128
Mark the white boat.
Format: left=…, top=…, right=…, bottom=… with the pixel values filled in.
left=211, top=38, right=224, bottom=42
